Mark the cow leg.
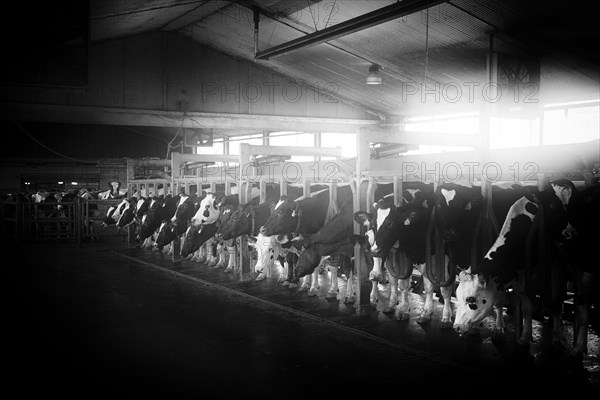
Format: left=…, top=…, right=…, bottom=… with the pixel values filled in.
left=326, top=266, right=339, bottom=299
left=284, top=253, right=297, bottom=287
left=277, top=255, right=287, bottom=283
left=307, top=269, right=320, bottom=296
left=494, top=289, right=507, bottom=339
left=439, top=284, right=454, bottom=329
left=384, top=274, right=398, bottom=314
left=513, top=276, right=532, bottom=346
left=197, top=242, right=207, bottom=263
left=369, top=257, right=384, bottom=304
left=569, top=269, right=593, bottom=363
left=395, top=277, right=411, bottom=321
left=344, top=271, right=356, bottom=304
left=224, top=244, right=237, bottom=273
left=214, top=242, right=226, bottom=269
left=298, top=274, right=311, bottom=292
left=416, top=263, right=435, bottom=324
left=206, top=239, right=218, bottom=266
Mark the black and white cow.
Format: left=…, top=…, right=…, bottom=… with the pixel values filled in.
left=181, top=192, right=239, bottom=267
left=155, top=193, right=197, bottom=253
left=260, top=184, right=352, bottom=287
left=292, top=182, right=394, bottom=300
left=215, top=183, right=297, bottom=279
left=353, top=182, right=443, bottom=323
left=137, top=196, right=166, bottom=249
left=453, top=179, right=599, bottom=366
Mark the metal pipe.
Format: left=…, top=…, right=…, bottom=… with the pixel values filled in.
left=255, top=0, right=446, bottom=60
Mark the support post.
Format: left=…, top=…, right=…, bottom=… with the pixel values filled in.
left=393, top=175, right=403, bottom=206
left=354, top=127, right=373, bottom=313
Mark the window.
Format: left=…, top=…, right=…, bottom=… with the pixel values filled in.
left=403, top=112, right=478, bottom=155
left=542, top=102, right=599, bottom=145
left=321, top=133, right=356, bottom=159
left=269, top=132, right=314, bottom=162
left=490, top=117, right=540, bottom=149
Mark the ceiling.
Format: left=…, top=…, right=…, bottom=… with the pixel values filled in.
left=2, top=0, right=600, bottom=154
left=89, top=0, right=600, bottom=117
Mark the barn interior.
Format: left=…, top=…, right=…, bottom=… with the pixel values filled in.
left=1, top=0, right=599, bottom=396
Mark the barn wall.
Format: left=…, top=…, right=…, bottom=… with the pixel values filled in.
left=0, top=32, right=373, bottom=120
left=0, top=159, right=127, bottom=194
left=1, top=122, right=168, bottom=159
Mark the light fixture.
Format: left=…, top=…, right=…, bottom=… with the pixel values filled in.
left=184, top=128, right=213, bottom=147
left=366, top=64, right=382, bottom=85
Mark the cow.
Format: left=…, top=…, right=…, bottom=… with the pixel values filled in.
left=353, top=182, right=443, bottom=323
left=292, top=181, right=395, bottom=300
left=453, top=179, right=599, bottom=368
left=247, top=232, right=286, bottom=281
left=214, top=183, right=301, bottom=278
left=260, top=184, right=352, bottom=287
left=293, top=228, right=356, bottom=300
left=102, top=198, right=130, bottom=227
left=137, top=197, right=165, bottom=249
left=155, top=193, right=196, bottom=253
left=115, top=197, right=142, bottom=229
left=181, top=192, right=240, bottom=267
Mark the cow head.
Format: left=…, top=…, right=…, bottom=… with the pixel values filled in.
left=137, top=198, right=163, bottom=241
left=434, top=183, right=483, bottom=243
left=260, top=195, right=299, bottom=236
left=248, top=233, right=281, bottom=274
left=453, top=268, right=497, bottom=335
left=180, top=225, right=201, bottom=257
left=192, top=193, right=220, bottom=227
left=155, top=220, right=176, bottom=249
left=353, top=196, right=400, bottom=260
left=216, top=202, right=255, bottom=241
left=116, top=197, right=138, bottom=228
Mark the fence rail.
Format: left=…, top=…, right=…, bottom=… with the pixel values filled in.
left=0, top=198, right=130, bottom=245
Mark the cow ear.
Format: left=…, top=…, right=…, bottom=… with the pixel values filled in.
left=353, top=211, right=372, bottom=227
left=477, top=274, right=487, bottom=289
left=244, top=205, right=255, bottom=218
left=458, top=269, right=472, bottom=282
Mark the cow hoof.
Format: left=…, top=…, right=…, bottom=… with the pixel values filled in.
left=213, top=263, right=224, bottom=269
left=325, top=292, right=337, bottom=299
left=307, top=289, right=318, bottom=297
left=277, top=277, right=287, bottom=284
left=440, top=320, right=453, bottom=330
left=344, top=296, right=355, bottom=304
left=299, top=285, right=309, bottom=292
left=288, top=282, right=298, bottom=289
left=382, top=306, right=395, bottom=314
left=417, top=316, right=432, bottom=325
left=281, top=280, right=290, bottom=287
left=255, top=273, right=266, bottom=281
left=224, top=267, right=233, bottom=274
left=397, top=312, right=410, bottom=321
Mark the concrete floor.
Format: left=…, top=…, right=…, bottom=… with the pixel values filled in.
left=6, top=234, right=599, bottom=398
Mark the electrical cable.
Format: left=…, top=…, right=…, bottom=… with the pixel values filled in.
left=13, top=120, right=96, bottom=164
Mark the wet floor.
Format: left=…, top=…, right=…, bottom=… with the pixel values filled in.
left=7, top=236, right=599, bottom=397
